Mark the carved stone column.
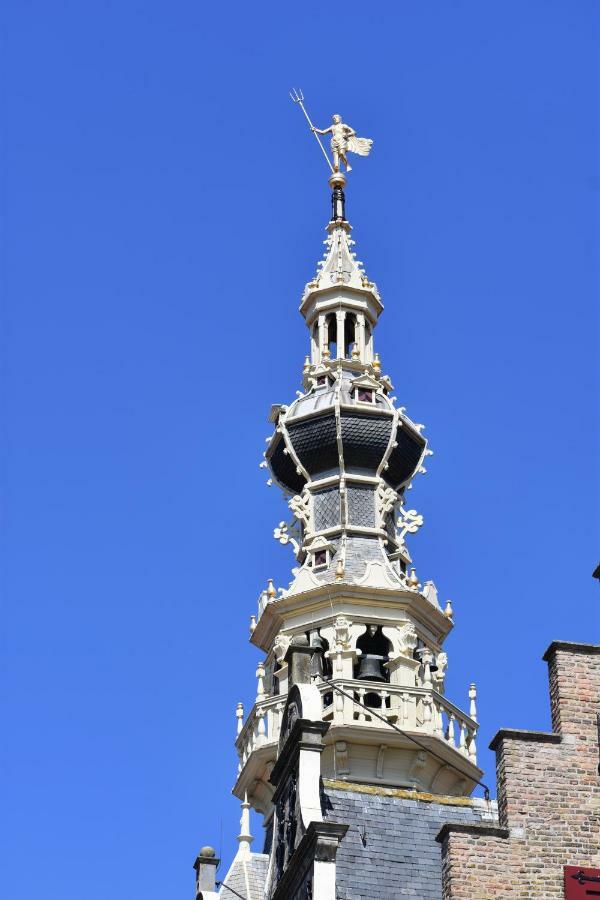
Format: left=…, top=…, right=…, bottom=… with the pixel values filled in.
left=335, top=310, right=345, bottom=359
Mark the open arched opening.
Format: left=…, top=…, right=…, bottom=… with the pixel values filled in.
left=344, top=314, right=357, bottom=359
left=354, top=625, right=391, bottom=683
left=325, top=312, right=337, bottom=359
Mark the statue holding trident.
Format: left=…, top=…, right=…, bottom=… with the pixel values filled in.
left=290, top=89, right=373, bottom=175
left=312, top=114, right=373, bottom=173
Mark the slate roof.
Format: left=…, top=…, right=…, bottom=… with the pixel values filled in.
left=323, top=783, right=497, bottom=900
left=218, top=852, right=269, bottom=900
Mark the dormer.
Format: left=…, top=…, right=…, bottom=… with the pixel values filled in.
left=306, top=535, right=336, bottom=571
left=350, top=372, right=381, bottom=406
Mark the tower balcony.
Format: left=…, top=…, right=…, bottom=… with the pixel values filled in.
left=234, top=679, right=480, bottom=815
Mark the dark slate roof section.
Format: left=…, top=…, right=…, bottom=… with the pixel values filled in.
left=323, top=785, right=496, bottom=900
left=218, top=852, right=269, bottom=900
left=269, top=434, right=306, bottom=494
left=287, top=414, right=339, bottom=475
left=384, top=427, right=426, bottom=489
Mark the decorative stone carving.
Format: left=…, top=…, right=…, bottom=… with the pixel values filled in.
left=422, top=579, right=440, bottom=608
left=409, top=750, right=428, bottom=786
left=433, top=651, right=448, bottom=693
left=273, top=632, right=292, bottom=664
left=397, top=623, right=418, bottom=657
left=396, top=506, right=424, bottom=546
left=333, top=616, right=352, bottom=651
left=376, top=483, right=398, bottom=519
left=274, top=520, right=301, bottom=555
left=334, top=741, right=350, bottom=778
left=289, top=492, right=311, bottom=529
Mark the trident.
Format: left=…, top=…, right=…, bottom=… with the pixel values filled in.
left=290, top=88, right=334, bottom=173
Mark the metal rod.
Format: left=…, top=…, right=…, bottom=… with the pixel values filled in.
left=216, top=881, right=247, bottom=899
left=290, top=89, right=334, bottom=173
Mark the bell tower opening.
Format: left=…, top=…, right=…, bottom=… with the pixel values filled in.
left=344, top=313, right=356, bottom=359
left=354, top=625, right=391, bottom=683
left=326, top=312, right=337, bottom=359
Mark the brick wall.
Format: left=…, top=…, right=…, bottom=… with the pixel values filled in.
left=436, top=642, right=600, bottom=900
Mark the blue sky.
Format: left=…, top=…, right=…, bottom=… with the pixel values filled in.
left=2, top=2, right=598, bottom=897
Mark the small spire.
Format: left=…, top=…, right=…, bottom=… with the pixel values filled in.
left=236, top=793, right=253, bottom=860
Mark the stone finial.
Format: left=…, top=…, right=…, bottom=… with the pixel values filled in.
left=468, top=683, right=477, bottom=722
left=303, top=355, right=311, bottom=374
left=236, top=702, right=244, bottom=735
left=256, top=661, right=266, bottom=701
left=193, top=846, right=220, bottom=895
left=249, top=614, right=257, bottom=635
left=372, top=352, right=381, bottom=375
left=335, top=558, right=345, bottom=580
left=444, top=600, right=454, bottom=619
left=408, top=567, right=420, bottom=589
left=266, top=578, right=277, bottom=600
left=236, top=792, right=253, bottom=860
left=352, top=342, right=360, bottom=360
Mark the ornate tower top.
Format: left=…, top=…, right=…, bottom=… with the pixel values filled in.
left=233, top=101, right=481, bottom=846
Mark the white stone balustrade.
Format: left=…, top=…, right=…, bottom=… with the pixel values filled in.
left=235, top=679, right=478, bottom=773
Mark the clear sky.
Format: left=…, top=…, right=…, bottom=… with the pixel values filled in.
left=2, top=2, right=598, bottom=897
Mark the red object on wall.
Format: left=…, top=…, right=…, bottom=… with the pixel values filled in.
left=565, top=866, right=600, bottom=898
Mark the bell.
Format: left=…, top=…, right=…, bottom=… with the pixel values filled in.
left=356, top=653, right=386, bottom=682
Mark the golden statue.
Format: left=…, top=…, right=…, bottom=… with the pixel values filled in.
left=312, top=114, right=373, bottom=173
left=290, top=90, right=373, bottom=175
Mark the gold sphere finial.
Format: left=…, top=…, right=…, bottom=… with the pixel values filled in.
left=266, top=578, right=277, bottom=600
left=409, top=567, right=419, bottom=588
left=322, top=345, right=331, bottom=361
left=328, top=170, right=347, bottom=191
left=373, top=353, right=381, bottom=375
left=351, top=342, right=360, bottom=360
left=335, top=558, right=345, bottom=581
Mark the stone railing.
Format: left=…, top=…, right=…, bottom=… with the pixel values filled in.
left=236, top=679, right=478, bottom=773
left=236, top=693, right=287, bottom=773
left=318, top=679, right=478, bottom=764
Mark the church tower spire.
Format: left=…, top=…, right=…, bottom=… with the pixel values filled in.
left=235, top=171, right=481, bottom=822
left=199, top=112, right=496, bottom=899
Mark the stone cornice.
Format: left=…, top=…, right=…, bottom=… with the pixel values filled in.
left=542, top=640, right=600, bottom=661
left=489, top=729, right=562, bottom=752
left=435, top=822, right=509, bottom=843
left=251, top=582, right=452, bottom=652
